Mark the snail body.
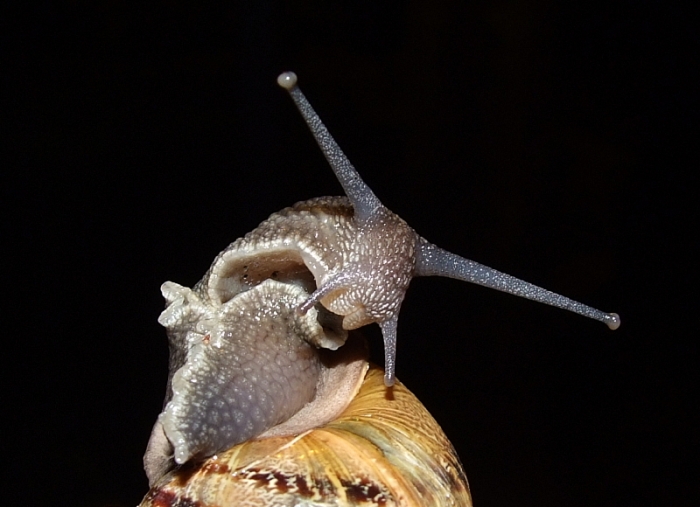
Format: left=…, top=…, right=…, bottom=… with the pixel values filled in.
left=141, top=72, right=619, bottom=505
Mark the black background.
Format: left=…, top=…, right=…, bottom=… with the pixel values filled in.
left=5, top=1, right=696, bottom=506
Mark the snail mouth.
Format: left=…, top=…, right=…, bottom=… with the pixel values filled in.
left=206, top=248, right=346, bottom=342
left=210, top=249, right=318, bottom=305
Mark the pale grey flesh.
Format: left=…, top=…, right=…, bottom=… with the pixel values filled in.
left=278, top=71, right=619, bottom=387
left=415, top=242, right=620, bottom=330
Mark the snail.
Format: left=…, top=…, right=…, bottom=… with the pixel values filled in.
left=140, top=72, right=619, bottom=506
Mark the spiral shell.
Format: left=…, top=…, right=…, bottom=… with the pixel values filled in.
left=140, top=365, right=472, bottom=507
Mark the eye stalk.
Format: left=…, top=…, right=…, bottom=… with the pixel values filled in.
left=414, top=243, right=621, bottom=330
left=277, top=71, right=382, bottom=221
left=277, top=71, right=620, bottom=386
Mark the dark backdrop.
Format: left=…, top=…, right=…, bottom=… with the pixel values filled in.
left=5, top=2, right=695, bottom=506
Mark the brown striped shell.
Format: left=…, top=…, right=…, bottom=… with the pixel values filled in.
left=140, top=365, right=472, bottom=507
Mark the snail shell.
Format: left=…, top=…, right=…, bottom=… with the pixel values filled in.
left=141, top=365, right=472, bottom=507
